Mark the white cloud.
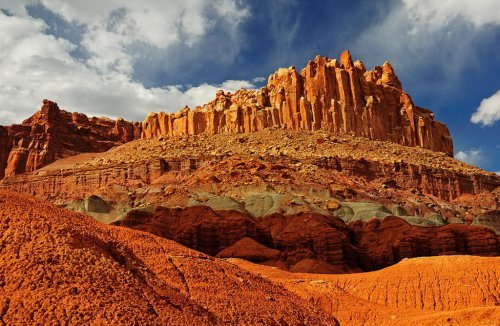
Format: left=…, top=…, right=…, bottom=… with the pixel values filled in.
left=403, top=0, right=500, bottom=29
left=470, top=90, right=500, bottom=126
left=496, top=172, right=500, bottom=176
left=252, top=77, right=266, bottom=83
left=350, top=0, right=500, bottom=102
left=0, top=1, right=252, bottom=125
left=455, top=149, right=483, bottom=166
left=39, top=0, right=249, bottom=73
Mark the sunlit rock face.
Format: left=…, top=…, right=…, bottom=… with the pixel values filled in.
left=0, top=99, right=141, bottom=179
left=142, top=51, right=453, bottom=156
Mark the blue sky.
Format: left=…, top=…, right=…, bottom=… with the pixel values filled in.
left=0, top=0, right=499, bottom=172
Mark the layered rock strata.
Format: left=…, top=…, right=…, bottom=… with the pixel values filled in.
left=2, top=151, right=497, bottom=207
left=142, top=51, right=453, bottom=155
left=116, top=207, right=500, bottom=272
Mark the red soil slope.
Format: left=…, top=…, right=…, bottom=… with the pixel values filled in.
left=233, top=256, right=500, bottom=325
left=0, top=190, right=336, bottom=325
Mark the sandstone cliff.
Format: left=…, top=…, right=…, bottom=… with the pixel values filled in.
left=0, top=99, right=141, bottom=179
left=0, top=51, right=455, bottom=180
left=142, top=51, right=453, bottom=155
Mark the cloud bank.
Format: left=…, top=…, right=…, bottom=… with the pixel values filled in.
left=0, top=0, right=252, bottom=124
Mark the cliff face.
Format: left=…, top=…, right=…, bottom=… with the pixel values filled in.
left=115, top=207, right=500, bottom=273
left=347, top=217, right=500, bottom=270
left=0, top=51, right=455, bottom=179
left=142, top=51, right=453, bottom=155
left=0, top=99, right=141, bottom=179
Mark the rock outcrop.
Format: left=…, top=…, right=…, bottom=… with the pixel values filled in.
left=142, top=51, right=453, bottom=155
left=116, top=206, right=270, bottom=257
left=348, top=216, right=500, bottom=270
left=0, top=99, right=141, bottom=179
left=115, top=207, right=500, bottom=273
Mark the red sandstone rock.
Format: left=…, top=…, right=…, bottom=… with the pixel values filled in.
left=0, top=100, right=141, bottom=179
left=116, top=207, right=499, bottom=273
left=115, top=206, right=269, bottom=257
left=348, top=216, right=499, bottom=270
left=141, top=51, right=453, bottom=155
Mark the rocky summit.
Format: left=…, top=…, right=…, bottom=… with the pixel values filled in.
left=0, top=51, right=499, bottom=325
left=0, top=99, right=141, bottom=179
left=0, top=52, right=453, bottom=180
left=141, top=51, right=453, bottom=155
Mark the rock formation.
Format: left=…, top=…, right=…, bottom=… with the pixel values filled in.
left=0, top=99, right=141, bottom=179
left=116, top=206, right=270, bottom=257
left=142, top=51, right=453, bottom=155
left=0, top=51, right=457, bottom=180
left=348, top=216, right=500, bottom=270
left=115, top=207, right=500, bottom=273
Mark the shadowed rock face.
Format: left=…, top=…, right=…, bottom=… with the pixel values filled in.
left=115, top=207, right=500, bottom=273
left=0, top=100, right=141, bottom=179
left=142, top=51, right=453, bottom=155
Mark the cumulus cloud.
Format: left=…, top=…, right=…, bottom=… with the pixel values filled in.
left=470, top=90, right=500, bottom=126
left=39, top=0, right=248, bottom=73
left=0, top=1, right=252, bottom=125
left=455, top=149, right=483, bottom=166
